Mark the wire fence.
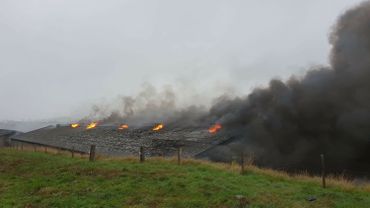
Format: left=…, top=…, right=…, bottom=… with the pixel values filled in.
left=10, top=138, right=89, bottom=157
left=6, top=138, right=370, bottom=186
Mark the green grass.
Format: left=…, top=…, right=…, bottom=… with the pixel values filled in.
left=0, top=149, right=369, bottom=208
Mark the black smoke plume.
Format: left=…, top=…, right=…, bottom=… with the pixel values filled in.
left=83, top=1, right=370, bottom=176
left=207, top=1, right=370, bottom=175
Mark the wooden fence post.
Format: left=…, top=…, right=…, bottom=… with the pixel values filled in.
left=89, top=145, right=96, bottom=162
left=139, top=146, right=145, bottom=163
left=33, top=145, right=36, bottom=152
left=321, top=154, right=326, bottom=188
left=240, top=152, right=245, bottom=174
left=71, top=147, right=75, bottom=158
left=177, top=147, right=182, bottom=165
left=21, top=144, right=23, bottom=150
left=44, top=146, right=47, bottom=153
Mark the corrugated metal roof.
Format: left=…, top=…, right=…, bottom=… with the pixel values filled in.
left=12, top=125, right=227, bottom=157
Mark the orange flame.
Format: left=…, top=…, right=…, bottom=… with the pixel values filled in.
left=86, top=122, right=98, bottom=130
left=70, top=123, right=80, bottom=128
left=208, top=123, right=222, bottom=134
left=118, top=124, right=129, bottom=130
left=152, top=123, right=164, bottom=131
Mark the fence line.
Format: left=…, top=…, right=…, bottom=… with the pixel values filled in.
left=10, top=138, right=88, bottom=155
left=6, top=139, right=370, bottom=181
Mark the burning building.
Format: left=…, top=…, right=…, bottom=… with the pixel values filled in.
left=8, top=1, right=370, bottom=177
left=12, top=124, right=227, bottom=158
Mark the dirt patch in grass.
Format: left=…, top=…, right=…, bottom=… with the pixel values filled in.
left=0, top=159, right=28, bottom=170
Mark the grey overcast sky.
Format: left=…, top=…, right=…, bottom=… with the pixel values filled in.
left=0, top=0, right=364, bottom=121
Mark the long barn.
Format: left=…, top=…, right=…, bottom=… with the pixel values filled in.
left=11, top=125, right=229, bottom=158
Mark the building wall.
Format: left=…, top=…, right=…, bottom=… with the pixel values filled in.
left=0, top=135, right=13, bottom=147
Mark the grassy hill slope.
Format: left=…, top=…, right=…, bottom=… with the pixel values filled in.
left=0, top=149, right=369, bottom=208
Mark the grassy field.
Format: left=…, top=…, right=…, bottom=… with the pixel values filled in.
left=0, top=148, right=369, bottom=208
